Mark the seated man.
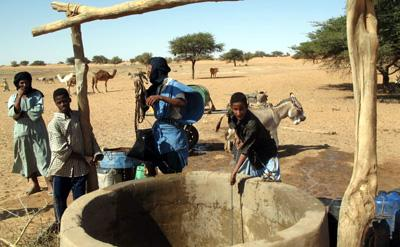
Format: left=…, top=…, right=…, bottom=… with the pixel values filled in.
left=47, top=88, right=102, bottom=223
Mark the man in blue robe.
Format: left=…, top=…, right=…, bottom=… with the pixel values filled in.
left=145, top=57, right=204, bottom=174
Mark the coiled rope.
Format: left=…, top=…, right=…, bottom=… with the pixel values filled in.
left=133, top=72, right=148, bottom=132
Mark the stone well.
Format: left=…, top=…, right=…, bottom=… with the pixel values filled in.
left=60, top=171, right=328, bottom=246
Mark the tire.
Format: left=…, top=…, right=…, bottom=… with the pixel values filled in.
left=184, top=125, right=199, bottom=150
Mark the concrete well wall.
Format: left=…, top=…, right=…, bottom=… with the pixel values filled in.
left=60, top=171, right=329, bottom=247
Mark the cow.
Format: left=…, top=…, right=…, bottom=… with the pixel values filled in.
left=210, top=67, right=218, bottom=78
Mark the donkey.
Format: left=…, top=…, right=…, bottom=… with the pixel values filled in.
left=216, top=93, right=306, bottom=151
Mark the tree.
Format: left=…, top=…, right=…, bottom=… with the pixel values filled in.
left=11, top=61, right=19, bottom=67
left=30, top=60, right=46, bottom=66
left=110, top=56, right=123, bottom=65
left=92, top=55, right=109, bottom=64
left=20, top=60, right=29, bottom=66
left=129, top=58, right=136, bottom=64
left=253, top=51, right=267, bottom=58
left=243, top=52, right=254, bottom=63
left=66, top=57, right=75, bottom=65
left=170, top=32, right=223, bottom=79
left=66, top=57, right=90, bottom=65
left=221, top=48, right=244, bottom=67
left=271, top=51, right=284, bottom=57
left=134, top=52, right=152, bottom=65
left=165, top=57, right=173, bottom=64
left=375, top=0, right=400, bottom=85
left=291, top=0, right=400, bottom=86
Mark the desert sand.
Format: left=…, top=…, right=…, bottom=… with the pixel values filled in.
left=0, top=57, right=399, bottom=243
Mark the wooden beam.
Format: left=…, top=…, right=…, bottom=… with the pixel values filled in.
left=337, top=0, right=378, bottom=246
left=32, top=0, right=239, bottom=36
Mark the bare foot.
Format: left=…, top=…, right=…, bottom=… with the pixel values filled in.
left=26, top=186, right=41, bottom=196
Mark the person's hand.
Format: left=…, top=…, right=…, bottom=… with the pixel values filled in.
left=85, top=156, right=96, bottom=166
left=17, top=87, right=25, bottom=97
left=230, top=172, right=237, bottom=186
left=146, top=95, right=162, bottom=106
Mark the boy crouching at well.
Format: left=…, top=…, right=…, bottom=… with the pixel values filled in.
left=229, top=92, right=281, bottom=185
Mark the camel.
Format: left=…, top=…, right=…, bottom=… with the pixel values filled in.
left=92, top=69, right=117, bottom=93
left=210, top=67, right=218, bottom=78
left=56, top=73, right=76, bottom=94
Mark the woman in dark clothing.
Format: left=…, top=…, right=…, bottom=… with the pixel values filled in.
left=229, top=92, right=280, bottom=185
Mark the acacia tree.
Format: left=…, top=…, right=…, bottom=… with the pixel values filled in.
left=66, top=57, right=75, bottom=65
left=134, top=52, right=152, bottom=65
left=291, top=0, right=400, bottom=86
left=170, top=32, right=223, bottom=79
left=243, top=52, right=254, bottom=63
left=110, top=56, right=123, bottom=65
left=253, top=51, right=267, bottom=57
left=271, top=51, right=285, bottom=57
left=20, top=60, right=29, bottom=66
left=221, top=48, right=244, bottom=66
left=92, top=55, right=109, bottom=64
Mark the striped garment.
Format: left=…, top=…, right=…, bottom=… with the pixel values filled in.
left=47, top=111, right=100, bottom=177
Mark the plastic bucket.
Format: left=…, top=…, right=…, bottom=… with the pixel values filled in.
left=97, top=168, right=122, bottom=189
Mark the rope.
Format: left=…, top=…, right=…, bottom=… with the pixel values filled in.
left=66, top=3, right=81, bottom=17
left=133, top=72, right=148, bottom=132
left=231, top=185, right=234, bottom=245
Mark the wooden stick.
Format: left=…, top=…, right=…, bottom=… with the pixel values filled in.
left=0, top=238, right=15, bottom=247
left=14, top=200, right=48, bottom=246
left=0, top=207, right=21, bottom=218
left=32, top=0, right=239, bottom=36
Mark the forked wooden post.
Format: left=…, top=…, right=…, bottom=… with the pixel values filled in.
left=70, top=25, right=93, bottom=156
left=337, top=0, right=378, bottom=245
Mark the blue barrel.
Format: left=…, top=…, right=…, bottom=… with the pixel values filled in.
left=100, top=150, right=137, bottom=169
left=375, top=191, right=400, bottom=235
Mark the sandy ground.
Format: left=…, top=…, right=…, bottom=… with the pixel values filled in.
left=0, top=57, right=399, bottom=243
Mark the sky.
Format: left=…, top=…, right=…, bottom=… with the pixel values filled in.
left=0, top=0, right=346, bottom=65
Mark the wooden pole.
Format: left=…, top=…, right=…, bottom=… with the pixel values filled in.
left=32, top=0, right=239, bottom=37
left=337, top=0, right=378, bottom=246
left=70, top=25, right=93, bottom=156
left=70, top=25, right=99, bottom=192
